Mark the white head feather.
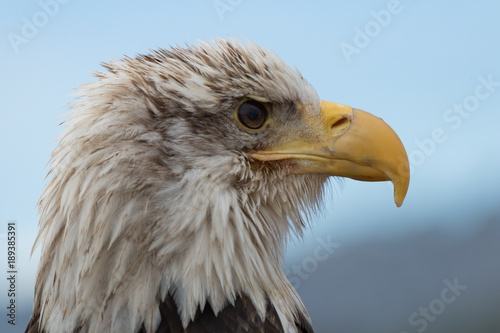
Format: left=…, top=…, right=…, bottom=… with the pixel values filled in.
left=34, top=38, right=327, bottom=333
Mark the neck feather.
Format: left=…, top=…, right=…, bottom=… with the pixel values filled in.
left=34, top=153, right=323, bottom=332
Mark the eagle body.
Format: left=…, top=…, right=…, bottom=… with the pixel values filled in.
left=27, top=39, right=409, bottom=333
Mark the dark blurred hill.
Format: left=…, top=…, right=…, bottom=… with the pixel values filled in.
left=294, top=215, right=500, bottom=333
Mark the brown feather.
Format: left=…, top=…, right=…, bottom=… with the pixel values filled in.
left=27, top=294, right=314, bottom=333
left=142, top=294, right=314, bottom=333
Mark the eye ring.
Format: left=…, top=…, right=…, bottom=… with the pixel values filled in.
left=235, top=99, right=270, bottom=131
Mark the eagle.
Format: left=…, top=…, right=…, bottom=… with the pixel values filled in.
left=26, top=38, right=409, bottom=333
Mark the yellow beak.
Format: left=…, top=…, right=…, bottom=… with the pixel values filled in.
left=251, top=101, right=410, bottom=207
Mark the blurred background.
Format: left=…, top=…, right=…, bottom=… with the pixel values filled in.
left=1, top=1, right=499, bottom=332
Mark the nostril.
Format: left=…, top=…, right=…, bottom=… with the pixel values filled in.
left=331, top=117, right=349, bottom=130
left=329, top=115, right=351, bottom=137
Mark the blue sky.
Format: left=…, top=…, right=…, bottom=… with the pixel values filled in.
left=1, top=1, right=500, bottom=331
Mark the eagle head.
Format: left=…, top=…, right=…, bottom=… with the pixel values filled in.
left=29, top=38, right=409, bottom=333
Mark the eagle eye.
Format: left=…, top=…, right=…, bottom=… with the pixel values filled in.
left=236, top=100, right=269, bottom=131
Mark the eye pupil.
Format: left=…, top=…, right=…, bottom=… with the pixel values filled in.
left=247, top=110, right=258, bottom=121
left=237, top=100, right=268, bottom=130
